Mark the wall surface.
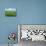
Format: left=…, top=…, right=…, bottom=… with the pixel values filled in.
left=0, top=0, right=46, bottom=44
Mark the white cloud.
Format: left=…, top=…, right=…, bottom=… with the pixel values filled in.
left=5, top=8, right=16, bottom=11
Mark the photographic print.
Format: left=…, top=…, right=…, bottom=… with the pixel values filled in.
left=5, top=8, right=16, bottom=17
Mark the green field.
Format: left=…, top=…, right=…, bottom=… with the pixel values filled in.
left=5, top=11, right=16, bottom=17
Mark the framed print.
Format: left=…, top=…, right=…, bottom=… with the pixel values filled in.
left=5, top=8, right=16, bottom=17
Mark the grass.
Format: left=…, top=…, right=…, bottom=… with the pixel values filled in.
left=5, top=11, right=16, bottom=17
